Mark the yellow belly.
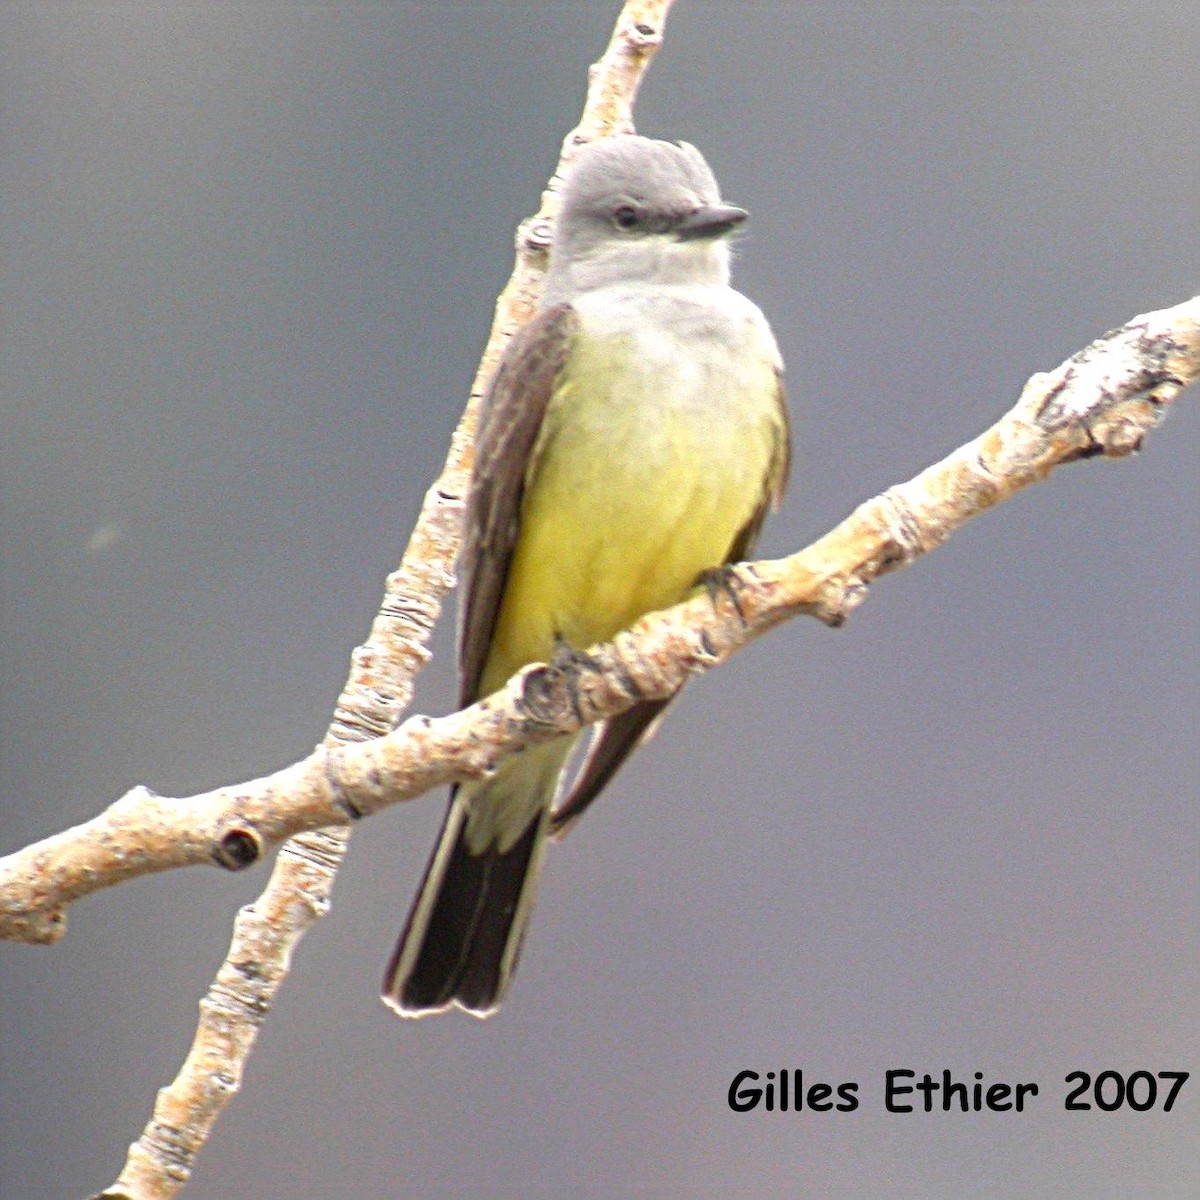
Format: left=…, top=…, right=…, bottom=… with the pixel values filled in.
left=479, top=307, right=782, bottom=697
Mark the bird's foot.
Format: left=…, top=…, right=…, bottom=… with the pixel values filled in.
left=521, top=636, right=600, bottom=727
left=697, top=564, right=749, bottom=625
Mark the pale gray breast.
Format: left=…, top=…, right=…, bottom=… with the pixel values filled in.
left=571, top=283, right=782, bottom=422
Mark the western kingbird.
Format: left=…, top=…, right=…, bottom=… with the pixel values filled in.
left=383, top=135, right=790, bottom=1017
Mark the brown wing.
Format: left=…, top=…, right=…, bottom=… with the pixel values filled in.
left=459, top=304, right=579, bottom=705
left=548, top=698, right=672, bottom=841
left=550, top=369, right=791, bottom=840
left=726, top=368, right=791, bottom=563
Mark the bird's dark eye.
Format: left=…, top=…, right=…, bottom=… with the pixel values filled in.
left=612, top=204, right=640, bottom=230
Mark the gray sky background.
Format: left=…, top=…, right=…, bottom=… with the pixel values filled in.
left=2, top=4, right=1196, bottom=1198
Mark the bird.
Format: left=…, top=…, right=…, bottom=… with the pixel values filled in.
left=382, top=134, right=790, bottom=1017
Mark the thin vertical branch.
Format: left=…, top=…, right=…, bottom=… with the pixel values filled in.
left=97, top=3, right=674, bottom=1197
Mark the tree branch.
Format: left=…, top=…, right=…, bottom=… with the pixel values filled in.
left=7, top=295, right=1196, bottom=952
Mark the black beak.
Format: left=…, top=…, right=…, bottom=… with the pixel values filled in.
left=675, top=202, right=749, bottom=241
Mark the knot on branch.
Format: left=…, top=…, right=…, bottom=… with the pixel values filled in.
left=211, top=821, right=263, bottom=871
left=522, top=216, right=554, bottom=251
left=1034, top=318, right=1185, bottom=453
left=624, top=20, right=662, bottom=49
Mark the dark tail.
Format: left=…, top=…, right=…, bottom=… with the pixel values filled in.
left=382, top=787, right=549, bottom=1018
